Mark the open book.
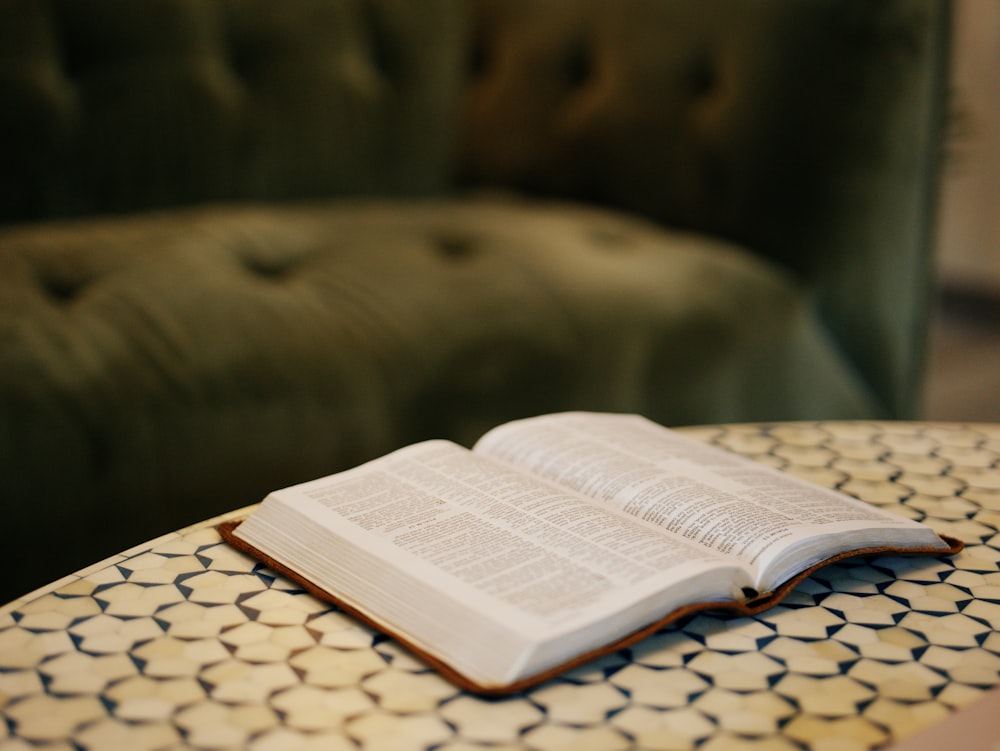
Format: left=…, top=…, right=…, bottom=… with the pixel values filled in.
left=221, top=412, right=961, bottom=695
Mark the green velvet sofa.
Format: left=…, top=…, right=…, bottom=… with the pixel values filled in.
left=0, top=0, right=950, bottom=601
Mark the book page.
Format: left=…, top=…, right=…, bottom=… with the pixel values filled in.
left=474, top=413, right=949, bottom=590
left=284, top=440, right=740, bottom=620
left=236, top=439, right=748, bottom=685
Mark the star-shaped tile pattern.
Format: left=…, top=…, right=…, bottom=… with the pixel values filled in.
left=1, top=422, right=998, bottom=749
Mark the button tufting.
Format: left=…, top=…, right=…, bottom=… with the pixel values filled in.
left=688, top=58, right=718, bottom=98
left=467, top=35, right=490, bottom=81
left=434, top=234, right=478, bottom=261
left=37, top=269, right=87, bottom=304
left=564, top=42, right=594, bottom=89
left=242, top=255, right=294, bottom=281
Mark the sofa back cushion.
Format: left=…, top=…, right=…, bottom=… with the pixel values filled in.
left=459, top=0, right=951, bottom=417
left=0, top=0, right=465, bottom=222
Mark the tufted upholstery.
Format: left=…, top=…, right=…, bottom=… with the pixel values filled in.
left=0, top=0, right=463, bottom=219
left=0, top=0, right=950, bottom=601
left=460, top=0, right=950, bottom=420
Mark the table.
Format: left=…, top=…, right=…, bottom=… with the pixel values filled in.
left=2, top=421, right=999, bottom=750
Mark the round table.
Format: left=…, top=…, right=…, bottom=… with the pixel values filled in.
left=2, top=421, right=999, bottom=750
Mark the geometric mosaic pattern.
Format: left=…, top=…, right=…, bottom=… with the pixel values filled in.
left=2, top=421, right=999, bottom=750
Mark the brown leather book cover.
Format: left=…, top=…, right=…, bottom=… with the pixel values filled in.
left=218, top=519, right=963, bottom=696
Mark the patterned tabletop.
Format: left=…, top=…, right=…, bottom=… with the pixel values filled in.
left=2, top=421, right=999, bottom=750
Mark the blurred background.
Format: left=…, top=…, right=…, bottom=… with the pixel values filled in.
left=922, top=0, right=1000, bottom=422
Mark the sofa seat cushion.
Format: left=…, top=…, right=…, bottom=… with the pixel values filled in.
left=0, top=196, right=877, bottom=598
